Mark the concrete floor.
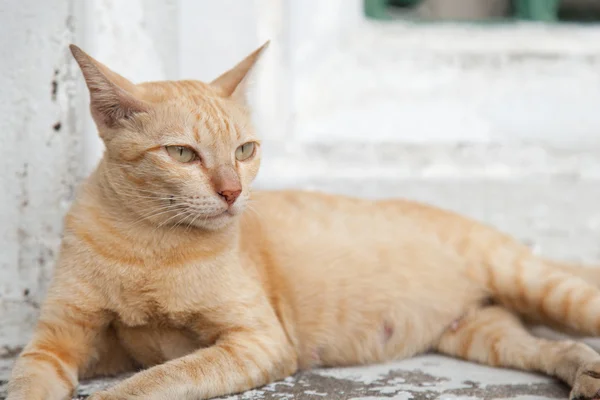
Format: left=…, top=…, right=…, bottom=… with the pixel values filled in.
left=0, top=353, right=570, bottom=399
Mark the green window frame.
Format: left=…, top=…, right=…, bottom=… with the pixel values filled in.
left=364, top=0, right=599, bottom=23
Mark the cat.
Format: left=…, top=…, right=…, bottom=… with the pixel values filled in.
left=7, top=42, right=600, bottom=400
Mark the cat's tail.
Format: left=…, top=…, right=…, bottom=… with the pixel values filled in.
left=473, top=230, right=600, bottom=336
left=545, top=260, right=600, bottom=288
left=405, top=200, right=600, bottom=335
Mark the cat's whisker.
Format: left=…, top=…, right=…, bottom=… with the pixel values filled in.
left=184, top=210, right=205, bottom=232
left=166, top=207, right=194, bottom=229
left=154, top=207, right=194, bottom=232
left=102, top=182, right=186, bottom=199
left=169, top=210, right=197, bottom=235
left=244, top=204, right=262, bottom=219
left=122, top=204, right=188, bottom=231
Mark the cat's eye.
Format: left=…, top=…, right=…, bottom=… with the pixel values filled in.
left=166, top=146, right=197, bottom=163
left=235, top=142, right=256, bottom=161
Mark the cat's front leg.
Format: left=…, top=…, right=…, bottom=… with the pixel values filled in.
left=88, top=326, right=298, bottom=400
left=7, top=284, right=110, bottom=400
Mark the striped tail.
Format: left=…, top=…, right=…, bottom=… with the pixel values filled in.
left=404, top=200, right=600, bottom=336
left=485, top=252, right=600, bottom=335
left=461, top=224, right=600, bottom=336
left=546, top=260, right=600, bottom=288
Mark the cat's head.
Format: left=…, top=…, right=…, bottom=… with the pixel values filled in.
left=70, top=43, right=268, bottom=231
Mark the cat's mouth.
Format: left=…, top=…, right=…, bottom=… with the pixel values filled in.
left=172, top=200, right=241, bottom=228
left=202, top=209, right=235, bottom=220
left=203, top=212, right=226, bottom=220
left=184, top=209, right=238, bottom=230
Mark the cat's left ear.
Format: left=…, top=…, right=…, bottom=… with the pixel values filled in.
left=69, top=44, right=149, bottom=131
left=211, top=41, right=270, bottom=104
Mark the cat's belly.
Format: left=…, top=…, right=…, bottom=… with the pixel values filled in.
left=283, top=242, right=487, bottom=369
left=296, top=301, right=475, bottom=369
left=115, top=322, right=203, bottom=367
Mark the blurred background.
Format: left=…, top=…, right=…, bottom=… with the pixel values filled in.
left=2, top=0, right=600, bottom=355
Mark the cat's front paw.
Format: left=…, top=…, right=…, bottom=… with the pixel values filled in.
left=571, top=362, right=600, bottom=400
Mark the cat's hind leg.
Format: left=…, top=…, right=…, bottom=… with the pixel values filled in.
left=436, top=305, right=600, bottom=400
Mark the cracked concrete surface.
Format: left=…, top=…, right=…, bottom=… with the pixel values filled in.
left=0, top=354, right=571, bottom=399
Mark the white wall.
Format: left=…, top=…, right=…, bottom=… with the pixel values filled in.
left=2, top=0, right=600, bottom=353
left=0, top=0, right=83, bottom=355
left=0, top=0, right=179, bottom=355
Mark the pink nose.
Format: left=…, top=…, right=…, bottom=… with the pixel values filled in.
left=218, top=189, right=241, bottom=206
left=211, top=165, right=242, bottom=206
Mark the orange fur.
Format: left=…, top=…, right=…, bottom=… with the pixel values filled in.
left=7, top=43, right=600, bottom=400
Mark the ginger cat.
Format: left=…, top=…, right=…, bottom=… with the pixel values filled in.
left=7, top=43, right=600, bottom=400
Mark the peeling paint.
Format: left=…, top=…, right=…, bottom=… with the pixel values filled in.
left=0, top=355, right=570, bottom=399
left=51, top=69, right=59, bottom=101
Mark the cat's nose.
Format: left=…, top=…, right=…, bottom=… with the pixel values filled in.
left=218, top=189, right=241, bottom=206
left=210, top=165, right=242, bottom=206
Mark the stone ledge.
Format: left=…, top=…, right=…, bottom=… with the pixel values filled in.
left=0, top=354, right=569, bottom=399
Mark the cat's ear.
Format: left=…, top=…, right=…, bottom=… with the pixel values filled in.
left=69, top=44, right=149, bottom=129
left=211, top=41, right=270, bottom=104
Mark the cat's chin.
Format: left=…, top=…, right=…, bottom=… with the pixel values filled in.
left=188, top=210, right=238, bottom=231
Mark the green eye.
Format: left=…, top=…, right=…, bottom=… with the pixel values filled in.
left=235, top=142, right=256, bottom=161
left=166, top=146, right=197, bottom=163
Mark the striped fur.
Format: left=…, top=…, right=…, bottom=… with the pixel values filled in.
left=7, top=44, right=600, bottom=400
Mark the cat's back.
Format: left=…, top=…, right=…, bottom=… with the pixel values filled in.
left=244, top=189, right=443, bottom=236
left=248, top=189, right=372, bottom=224
left=240, top=189, right=463, bottom=271
left=240, top=188, right=477, bottom=283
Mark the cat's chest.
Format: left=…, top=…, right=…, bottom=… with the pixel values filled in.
left=107, top=268, right=242, bottom=366
left=104, top=262, right=249, bottom=329
left=107, top=267, right=206, bottom=327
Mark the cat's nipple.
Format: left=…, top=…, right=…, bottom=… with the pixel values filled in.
left=383, top=320, right=394, bottom=342
left=448, top=315, right=468, bottom=332
left=306, top=346, right=323, bottom=368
